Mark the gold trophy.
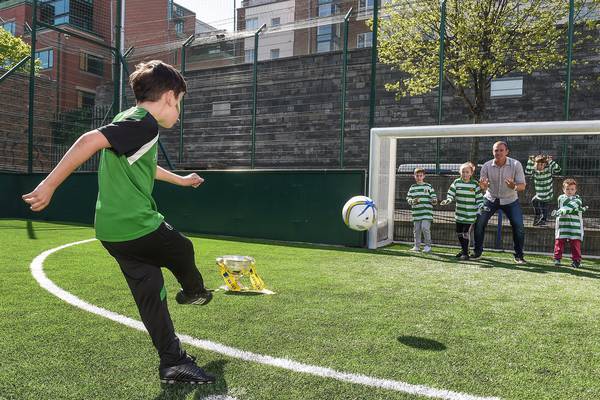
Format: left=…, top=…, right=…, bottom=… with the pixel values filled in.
left=216, top=255, right=273, bottom=294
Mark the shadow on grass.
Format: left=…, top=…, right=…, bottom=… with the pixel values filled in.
left=222, top=291, right=266, bottom=297
left=154, top=359, right=229, bottom=400
left=27, top=220, right=36, bottom=239
left=406, top=251, right=600, bottom=279
left=397, top=336, right=446, bottom=351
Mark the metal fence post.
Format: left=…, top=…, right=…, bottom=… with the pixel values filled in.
left=436, top=0, right=447, bottom=174
left=562, top=0, right=574, bottom=174
left=340, top=8, right=352, bottom=168
left=251, top=24, right=267, bottom=169
left=368, top=0, right=379, bottom=131
left=113, top=0, right=122, bottom=115
left=179, top=34, right=195, bottom=165
left=0, top=56, right=30, bottom=83
left=366, top=0, right=379, bottom=186
left=27, top=0, right=38, bottom=173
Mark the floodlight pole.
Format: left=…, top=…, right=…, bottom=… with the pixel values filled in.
left=339, top=8, right=352, bottom=168
left=251, top=24, right=267, bottom=169
left=436, top=0, right=447, bottom=175
left=27, top=0, right=38, bottom=173
left=179, top=34, right=195, bottom=165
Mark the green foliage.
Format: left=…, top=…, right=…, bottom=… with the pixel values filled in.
left=375, top=0, right=599, bottom=121
left=0, top=27, right=40, bottom=73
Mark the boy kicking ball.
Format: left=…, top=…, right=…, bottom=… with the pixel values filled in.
left=22, top=61, right=215, bottom=385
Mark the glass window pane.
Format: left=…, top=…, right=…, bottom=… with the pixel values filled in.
left=317, top=25, right=332, bottom=35
left=246, top=18, right=258, bottom=30
left=317, top=41, right=330, bottom=53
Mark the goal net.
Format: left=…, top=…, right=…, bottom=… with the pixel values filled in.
left=367, top=121, right=600, bottom=252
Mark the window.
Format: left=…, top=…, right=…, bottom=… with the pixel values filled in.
left=246, top=17, right=258, bottom=30
left=358, top=0, right=374, bottom=12
left=270, top=48, right=280, bottom=59
left=317, top=24, right=340, bottom=53
left=40, top=0, right=94, bottom=32
left=79, top=52, right=104, bottom=76
left=212, top=102, right=230, bottom=116
left=35, top=49, right=54, bottom=69
left=1, top=21, right=16, bottom=35
left=172, top=4, right=184, bottom=18
left=175, top=20, right=184, bottom=34
left=245, top=49, right=254, bottom=63
left=318, top=0, right=340, bottom=16
left=491, top=77, right=523, bottom=98
left=271, top=17, right=280, bottom=27
left=357, top=32, right=372, bottom=48
left=77, top=90, right=95, bottom=109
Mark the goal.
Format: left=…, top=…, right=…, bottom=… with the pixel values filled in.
left=367, top=121, right=600, bottom=249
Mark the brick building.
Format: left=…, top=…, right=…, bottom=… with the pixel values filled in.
left=232, top=0, right=383, bottom=60
left=0, top=0, right=197, bottom=111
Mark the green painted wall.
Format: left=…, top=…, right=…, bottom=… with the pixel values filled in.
left=2, top=170, right=366, bottom=246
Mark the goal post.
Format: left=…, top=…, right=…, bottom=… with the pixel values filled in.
left=367, top=120, right=600, bottom=249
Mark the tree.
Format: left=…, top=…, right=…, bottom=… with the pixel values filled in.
left=375, top=0, right=598, bottom=161
left=0, top=27, right=39, bottom=73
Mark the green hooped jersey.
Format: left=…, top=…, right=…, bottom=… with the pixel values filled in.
left=446, top=178, right=483, bottom=224
left=95, top=106, right=163, bottom=242
left=407, top=182, right=437, bottom=221
left=555, top=194, right=584, bottom=241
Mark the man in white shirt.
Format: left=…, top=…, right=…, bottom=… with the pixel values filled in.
left=473, top=141, right=527, bottom=264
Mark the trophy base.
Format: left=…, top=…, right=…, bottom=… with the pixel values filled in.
left=217, top=285, right=275, bottom=295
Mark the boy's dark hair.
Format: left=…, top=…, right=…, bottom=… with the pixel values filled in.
left=130, top=60, right=187, bottom=102
left=414, top=168, right=426, bottom=174
left=534, top=154, right=548, bottom=164
left=563, top=178, right=577, bottom=188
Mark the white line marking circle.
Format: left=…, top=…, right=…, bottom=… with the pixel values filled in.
left=30, top=239, right=500, bottom=400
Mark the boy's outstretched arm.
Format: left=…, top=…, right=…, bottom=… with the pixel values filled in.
left=22, top=130, right=110, bottom=212
left=156, top=165, right=204, bottom=188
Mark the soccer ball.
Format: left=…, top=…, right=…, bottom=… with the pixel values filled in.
left=342, top=195, right=377, bottom=231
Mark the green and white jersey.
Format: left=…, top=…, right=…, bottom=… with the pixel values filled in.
left=525, top=159, right=561, bottom=202
left=555, top=194, right=584, bottom=240
left=95, top=106, right=164, bottom=242
left=407, top=182, right=436, bottom=221
left=446, top=178, right=483, bottom=224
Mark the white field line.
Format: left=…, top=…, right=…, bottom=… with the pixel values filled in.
left=30, top=239, right=501, bottom=400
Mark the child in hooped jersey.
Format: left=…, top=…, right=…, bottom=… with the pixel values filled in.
left=525, top=154, right=561, bottom=226
left=553, top=178, right=587, bottom=268
left=440, top=162, right=484, bottom=260
left=407, top=168, right=437, bottom=252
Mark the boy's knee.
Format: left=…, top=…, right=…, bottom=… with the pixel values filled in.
left=173, top=234, right=194, bottom=254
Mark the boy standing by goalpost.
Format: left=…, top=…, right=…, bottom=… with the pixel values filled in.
left=407, top=168, right=437, bottom=252
left=22, top=61, right=215, bottom=385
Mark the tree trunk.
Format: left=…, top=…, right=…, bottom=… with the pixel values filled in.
left=469, top=113, right=483, bottom=166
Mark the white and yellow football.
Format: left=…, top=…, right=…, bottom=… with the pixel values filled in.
left=342, top=195, right=376, bottom=231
